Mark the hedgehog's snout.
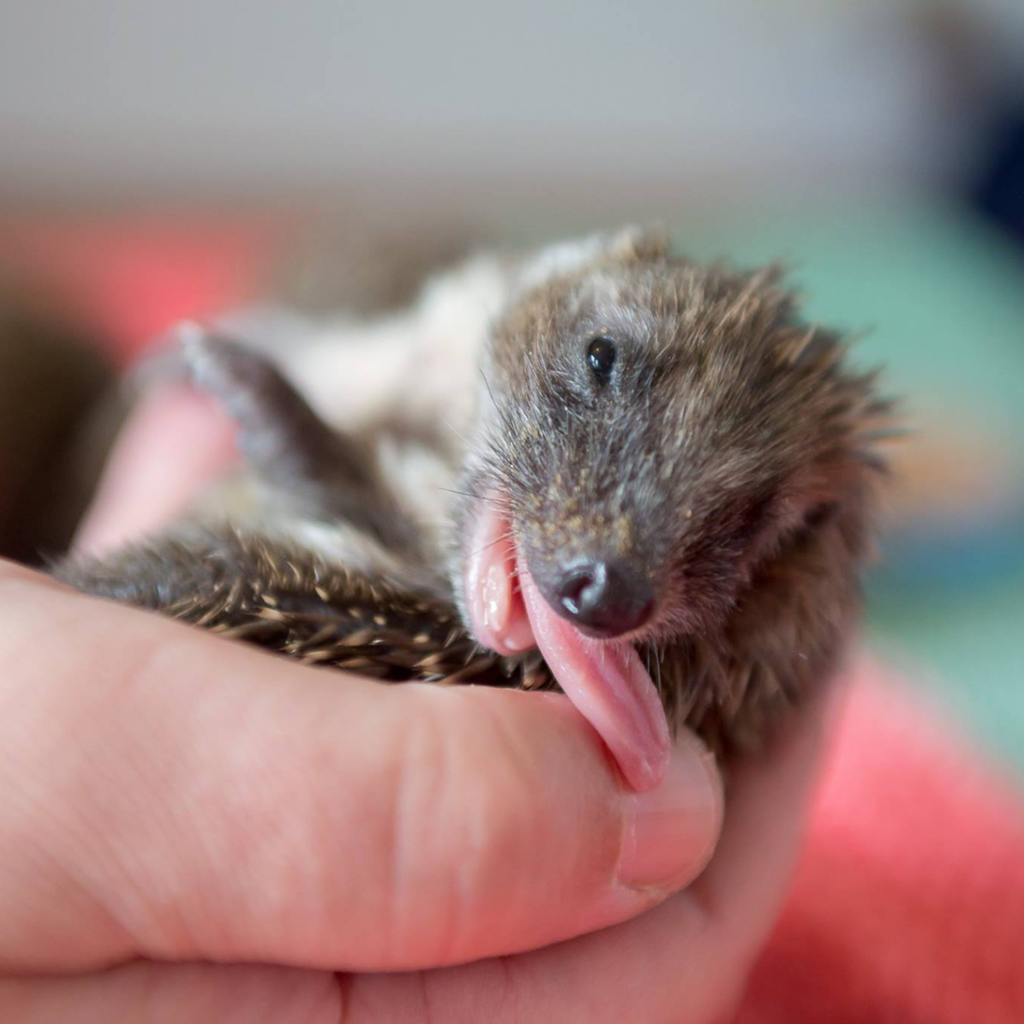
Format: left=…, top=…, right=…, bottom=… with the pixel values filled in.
left=538, top=556, right=654, bottom=640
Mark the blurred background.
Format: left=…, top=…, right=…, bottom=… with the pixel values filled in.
left=1, top=1, right=1022, bottom=768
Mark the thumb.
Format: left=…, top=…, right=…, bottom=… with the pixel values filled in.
left=1, top=561, right=723, bottom=974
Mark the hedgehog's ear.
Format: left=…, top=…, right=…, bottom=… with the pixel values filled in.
left=517, top=224, right=670, bottom=291
left=603, top=224, right=671, bottom=263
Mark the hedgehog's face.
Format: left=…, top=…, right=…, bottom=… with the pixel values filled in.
left=455, top=230, right=878, bottom=789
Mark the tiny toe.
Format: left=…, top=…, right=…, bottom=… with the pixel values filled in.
left=173, top=326, right=276, bottom=412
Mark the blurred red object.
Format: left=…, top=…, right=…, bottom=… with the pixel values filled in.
left=0, top=217, right=280, bottom=362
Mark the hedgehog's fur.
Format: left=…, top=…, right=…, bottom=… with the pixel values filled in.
left=57, top=227, right=894, bottom=759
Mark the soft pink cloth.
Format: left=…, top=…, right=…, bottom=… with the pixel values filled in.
left=736, top=669, right=1024, bottom=1023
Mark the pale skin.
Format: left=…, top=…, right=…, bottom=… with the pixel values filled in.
left=0, top=386, right=834, bottom=1023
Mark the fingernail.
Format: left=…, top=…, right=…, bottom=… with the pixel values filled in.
left=616, top=732, right=723, bottom=891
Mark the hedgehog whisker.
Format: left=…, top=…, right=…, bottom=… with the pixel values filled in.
left=472, top=529, right=515, bottom=557
left=435, top=486, right=504, bottom=505
left=440, top=416, right=472, bottom=445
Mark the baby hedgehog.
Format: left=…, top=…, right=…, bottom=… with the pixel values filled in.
left=58, top=227, right=892, bottom=792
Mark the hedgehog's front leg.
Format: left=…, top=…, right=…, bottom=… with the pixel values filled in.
left=174, top=324, right=417, bottom=554
left=56, top=327, right=418, bottom=622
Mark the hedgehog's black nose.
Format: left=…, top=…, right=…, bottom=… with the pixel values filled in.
left=555, top=559, right=653, bottom=638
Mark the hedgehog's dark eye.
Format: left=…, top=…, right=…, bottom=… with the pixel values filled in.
left=587, top=336, right=617, bottom=384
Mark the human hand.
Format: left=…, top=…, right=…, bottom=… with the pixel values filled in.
left=0, top=386, right=832, bottom=1023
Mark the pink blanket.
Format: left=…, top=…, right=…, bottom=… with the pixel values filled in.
left=737, top=669, right=1024, bottom=1022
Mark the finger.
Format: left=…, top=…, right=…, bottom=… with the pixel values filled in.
left=346, top=683, right=833, bottom=1024
left=0, top=560, right=722, bottom=975
left=0, top=962, right=339, bottom=1024
left=4, top=695, right=820, bottom=1024
left=73, top=385, right=237, bottom=557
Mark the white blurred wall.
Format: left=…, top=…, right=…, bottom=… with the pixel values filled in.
left=0, top=0, right=1021, bottom=210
